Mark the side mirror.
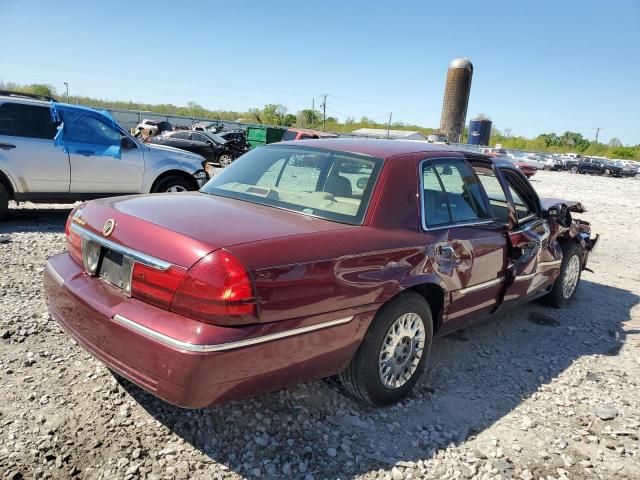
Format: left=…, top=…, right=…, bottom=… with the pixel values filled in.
left=546, top=203, right=571, bottom=227
left=121, top=137, right=137, bottom=150
left=356, top=177, right=368, bottom=190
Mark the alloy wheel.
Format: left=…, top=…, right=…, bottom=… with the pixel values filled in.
left=562, top=255, right=580, bottom=299
left=219, top=155, right=233, bottom=167
left=166, top=185, right=187, bottom=193
left=378, top=312, right=425, bottom=389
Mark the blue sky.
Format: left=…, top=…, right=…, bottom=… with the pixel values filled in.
left=2, top=0, right=639, bottom=144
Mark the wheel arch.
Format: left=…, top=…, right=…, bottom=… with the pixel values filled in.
left=407, top=282, right=446, bottom=333
left=150, top=169, right=199, bottom=193
left=378, top=281, right=446, bottom=334
left=0, top=169, right=16, bottom=199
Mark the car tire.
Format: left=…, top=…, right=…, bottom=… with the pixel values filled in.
left=0, top=184, right=8, bottom=221
left=570, top=166, right=578, bottom=173
left=218, top=154, right=234, bottom=167
left=542, top=242, right=583, bottom=308
left=603, top=169, right=610, bottom=177
left=339, top=292, right=433, bottom=406
left=152, top=175, right=195, bottom=193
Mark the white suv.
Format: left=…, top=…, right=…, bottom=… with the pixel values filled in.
left=0, top=91, right=208, bottom=220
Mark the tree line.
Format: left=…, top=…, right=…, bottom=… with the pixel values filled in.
left=3, top=82, right=638, bottom=160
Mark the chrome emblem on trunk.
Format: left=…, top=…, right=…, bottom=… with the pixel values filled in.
left=103, top=219, right=116, bottom=237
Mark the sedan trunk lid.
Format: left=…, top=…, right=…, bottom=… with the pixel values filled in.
left=72, top=192, right=355, bottom=268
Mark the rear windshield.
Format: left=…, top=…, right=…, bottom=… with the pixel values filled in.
left=201, top=145, right=383, bottom=225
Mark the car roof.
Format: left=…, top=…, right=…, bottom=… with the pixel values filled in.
left=277, top=137, right=463, bottom=159
left=0, top=95, right=108, bottom=117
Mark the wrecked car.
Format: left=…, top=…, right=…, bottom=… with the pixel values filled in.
left=43, top=139, right=598, bottom=408
left=0, top=91, right=208, bottom=220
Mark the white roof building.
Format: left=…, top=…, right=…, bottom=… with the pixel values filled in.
left=351, top=128, right=427, bottom=141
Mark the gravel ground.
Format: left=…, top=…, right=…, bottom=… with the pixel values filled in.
left=1, top=170, right=639, bottom=480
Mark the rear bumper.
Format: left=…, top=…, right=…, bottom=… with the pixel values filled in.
left=44, top=253, right=373, bottom=408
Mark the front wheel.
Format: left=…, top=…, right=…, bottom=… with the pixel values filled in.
left=339, top=292, right=433, bottom=406
left=570, top=166, right=578, bottom=173
left=542, top=242, right=583, bottom=308
left=0, top=184, right=8, bottom=221
left=218, top=153, right=234, bottom=167
left=152, top=175, right=196, bottom=193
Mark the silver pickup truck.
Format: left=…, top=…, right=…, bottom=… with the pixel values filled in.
left=0, top=91, right=208, bottom=220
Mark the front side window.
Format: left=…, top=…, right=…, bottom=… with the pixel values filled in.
left=171, top=132, right=190, bottom=140
left=0, top=103, right=59, bottom=139
left=500, top=169, right=537, bottom=222
left=201, top=146, right=382, bottom=224
left=473, top=165, right=510, bottom=224
left=191, top=133, right=209, bottom=143
left=421, top=159, right=490, bottom=228
left=62, top=113, right=122, bottom=145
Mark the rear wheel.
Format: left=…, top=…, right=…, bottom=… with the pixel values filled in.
left=339, top=292, right=433, bottom=406
left=0, top=184, right=8, bottom=221
left=152, top=175, right=195, bottom=193
left=570, top=166, right=578, bottom=173
left=542, top=242, right=582, bottom=308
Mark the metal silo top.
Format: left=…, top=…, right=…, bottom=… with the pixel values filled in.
left=449, top=57, right=473, bottom=70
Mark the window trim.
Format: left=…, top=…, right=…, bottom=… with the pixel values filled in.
left=498, top=167, right=542, bottom=226
left=419, top=158, right=495, bottom=232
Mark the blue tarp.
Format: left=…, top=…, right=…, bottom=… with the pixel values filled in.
left=50, top=102, right=122, bottom=159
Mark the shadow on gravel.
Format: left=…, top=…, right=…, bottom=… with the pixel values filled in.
left=0, top=205, right=71, bottom=234
left=119, top=278, right=637, bottom=479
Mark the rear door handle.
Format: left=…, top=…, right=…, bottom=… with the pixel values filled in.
left=0, top=142, right=16, bottom=150
left=77, top=150, right=94, bottom=156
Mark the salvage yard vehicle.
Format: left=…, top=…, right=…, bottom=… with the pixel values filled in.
left=575, top=157, right=622, bottom=176
left=0, top=91, right=208, bottom=220
left=43, top=139, right=598, bottom=408
left=147, top=130, right=249, bottom=167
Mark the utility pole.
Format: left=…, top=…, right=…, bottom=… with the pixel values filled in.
left=594, top=127, right=603, bottom=144
left=321, top=94, right=327, bottom=131
left=63, top=82, right=69, bottom=103
left=387, top=112, right=393, bottom=138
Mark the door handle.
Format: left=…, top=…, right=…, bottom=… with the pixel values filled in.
left=77, top=150, right=94, bottom=156
left=436, top=245, right=454, bottom=259
left=0, top=142, right=16, bottom=150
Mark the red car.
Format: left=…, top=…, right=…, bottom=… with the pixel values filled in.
left=485, top=153, right=536, bottom=178
left=44, top=139, right=598, bottom=408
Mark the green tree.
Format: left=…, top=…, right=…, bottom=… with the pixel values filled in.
left=27, top=83, right=57, bottom=98
left=608, top=137, right=622, bottom=147
left=611, top=146, right=636, bottom=159
left=283, top=113, right=297, bottom=127
left=298, top=109, right=321, bottom=127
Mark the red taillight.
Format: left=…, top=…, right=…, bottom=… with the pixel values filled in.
left=65, top=209, right=83, bottom=265
left=131, top=263, right=186, bottom=310
left=170, top=250, right=256, bottom=324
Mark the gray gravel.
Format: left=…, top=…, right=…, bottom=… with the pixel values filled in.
left=1, top=171, right=639, bottom=479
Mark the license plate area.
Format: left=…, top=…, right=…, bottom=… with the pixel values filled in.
left=98, top=247, right=134, bottom=295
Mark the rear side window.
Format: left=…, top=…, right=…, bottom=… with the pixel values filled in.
left=281, top=130, right=298, bottom=141
left=0, top=103, right=59, bottom=139
left=171, top=132, right=190, bottom=140
left=421, top=159, right=490, bottom=228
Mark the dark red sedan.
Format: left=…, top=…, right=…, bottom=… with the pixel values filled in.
left=44, top=139, right=598, bottom=408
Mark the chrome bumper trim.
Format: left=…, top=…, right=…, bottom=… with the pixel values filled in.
left=70, top=222, right=171, bottom=271
left=112, top=314, right=354, bottom=353
left=44, top=260, right=64, bottom=287
left=458, top=276, right=504, bottom=295
left=538, top=260, right=562, bottom=267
